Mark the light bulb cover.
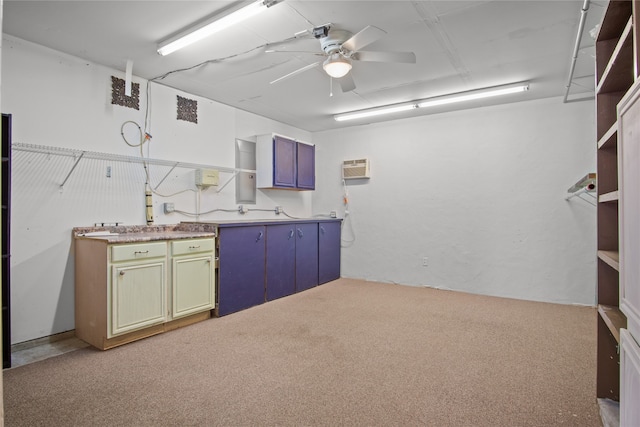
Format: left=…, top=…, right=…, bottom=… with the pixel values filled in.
left=323, top=54, right=352, bottom=78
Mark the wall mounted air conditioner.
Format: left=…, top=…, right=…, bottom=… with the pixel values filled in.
left=342, top=158, right=370, bottom=180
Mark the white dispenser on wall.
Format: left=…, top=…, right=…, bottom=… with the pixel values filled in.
left=195, top=169, right=219, bottom=188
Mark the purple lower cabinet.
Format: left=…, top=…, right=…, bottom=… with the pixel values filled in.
left=266, top=224, right=296, bottom=301
left=295, top=222, right=318, bottom=292
left=318, top=220, right=341, bottom=284
left=217, top=225, right=266, bottom=316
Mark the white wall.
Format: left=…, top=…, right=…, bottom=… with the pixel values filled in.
left=312, top=97, right=596, bottom=305
left=2, top=35, right=312, bottom=344
left=2, top=33, right=597, bottom=344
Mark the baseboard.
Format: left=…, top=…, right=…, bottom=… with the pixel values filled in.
left=10, top=330, right=76, bottom=352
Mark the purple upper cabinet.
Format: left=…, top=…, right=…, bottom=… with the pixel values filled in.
left=296, top=141, right=315, bottom=190
left=257, top=134, right=315, bottom=191
left=273, top=136, right=296, bottom=188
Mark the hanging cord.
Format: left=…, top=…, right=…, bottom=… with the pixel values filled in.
left=148, top=35, right=301, bottom=83
left=120, top=120, right=155, bottom=223
left=341, top=179, right=355, bottom=246
left=119, top=33, right=309, bottom=221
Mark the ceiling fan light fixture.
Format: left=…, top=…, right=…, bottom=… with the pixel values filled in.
left=323, top=54, right=352, bottom=78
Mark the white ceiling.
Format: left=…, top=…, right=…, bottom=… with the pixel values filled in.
left=2, top=0, right=606, bottom=132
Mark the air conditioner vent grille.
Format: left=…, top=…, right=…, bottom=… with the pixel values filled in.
left=342, top=158, right=370, bottom=179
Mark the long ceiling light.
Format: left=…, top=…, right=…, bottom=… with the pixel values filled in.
left=157, top=0, right=282, bottom=56
left=334, top=82, right=530, bottom=122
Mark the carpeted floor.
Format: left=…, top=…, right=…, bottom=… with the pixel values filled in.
left=3, top=278, right=601, bottom=426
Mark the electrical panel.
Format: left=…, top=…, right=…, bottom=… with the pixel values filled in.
left=195, top=169, right=219, bottom=188
left=342, top=158, right=370, bottom=180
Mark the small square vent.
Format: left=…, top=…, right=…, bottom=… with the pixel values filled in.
left=342, top=158, right=370, bottom=180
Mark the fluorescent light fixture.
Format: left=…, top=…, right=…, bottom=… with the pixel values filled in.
left=157, top=0, right=282, bottom=56
left=417, top=83, right=529, bottom=108
left=323, top=54, right=352, bottom=78
left=335, top=104, right=418, bottom=122
left=334, top=82, right=530, bottom=122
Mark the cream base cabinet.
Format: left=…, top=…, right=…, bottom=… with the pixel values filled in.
left=108, top=242, right=168, bottom=338
left=110, top=258, right=167, bottom=337
left=75, top=237, right=214, bottom=350
left=171, top=238, right=215, bottom=319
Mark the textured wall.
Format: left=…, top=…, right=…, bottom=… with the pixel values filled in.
left=313, top=97, right=596, bottom=305
left=2, top=35, right=311, bottom=344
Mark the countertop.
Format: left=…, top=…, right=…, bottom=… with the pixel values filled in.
left=73, top=218, right=341, bottom=243
left=73, top=224, right=217, bottom=244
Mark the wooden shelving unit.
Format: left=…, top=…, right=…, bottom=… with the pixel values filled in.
left=595, top=0, right=636, bottom=402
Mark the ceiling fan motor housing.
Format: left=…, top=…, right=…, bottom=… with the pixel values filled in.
left=320, top=29, right=353, bottom=55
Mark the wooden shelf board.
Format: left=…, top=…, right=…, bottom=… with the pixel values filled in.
left=599, top=190, right=619, bottom=203
left=597, top=122, right=617, bottom=150
left=598, top=250, right=620, bottom=271
left=598, top=304, right=627, bottom=343
left=596, top=1, right=633, bottom=41
left=597, top=17, right=634, bottom=94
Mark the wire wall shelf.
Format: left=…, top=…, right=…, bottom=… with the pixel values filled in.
left=11, top=142, right=256, bottom=191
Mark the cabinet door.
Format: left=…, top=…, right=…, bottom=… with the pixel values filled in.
left=295, top=223, right=318, bottom=292
left=273, top=136, right=296, bottom=188
left=111, top=261, right=166, bottom=337
left=173, top=255, right=214, bottom=319
left=620, top=83, right=640, bottom=340
left=218, top=226, right=266, bottom=316
left=319, top=221, right=341, bottom=284
left=621, top=329, right=640, bottom=427
left=266, top=224, right=296, bottom=301
left=296, top=142, right=315, bottom=190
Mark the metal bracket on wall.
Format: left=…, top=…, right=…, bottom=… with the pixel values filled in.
left=60, top=151, right=85, bottom=189
left=566, top=173, right=596, bottom=206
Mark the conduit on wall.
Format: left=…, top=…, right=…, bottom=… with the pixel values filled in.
left=563, top=0, right=592, bottom=103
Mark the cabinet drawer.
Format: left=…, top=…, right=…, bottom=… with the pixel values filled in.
left=111, top=242, right=167, bottom=262
left=172, top=238, right=215, bottom=256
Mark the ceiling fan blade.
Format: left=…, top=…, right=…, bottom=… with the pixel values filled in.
left=342, top=25, right=386, bottom=52
left=354, top=50, right=417, bottom=63
left=338, top=73, right=356, bottom=92
left=270, top=62, right=320, bottom=85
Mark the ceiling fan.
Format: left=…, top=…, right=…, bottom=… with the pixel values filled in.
left=267, top=24, right=416, bottom=93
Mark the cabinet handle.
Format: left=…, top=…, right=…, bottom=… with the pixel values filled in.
left=256, top=231, right=263, bottom=242
left=320, top=226, right=325, bottom=234
left=288, top=229, right=294, bottom=239
left=119, top=271, right=125, bottom=276
left=189, top=245, right=201, bottom=249
left=134, top=250, right=149, bottom=255
left=297, top=228, right=303, bottom=238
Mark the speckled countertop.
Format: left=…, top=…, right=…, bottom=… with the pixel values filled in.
left=72, top=223, right=217, bottom=243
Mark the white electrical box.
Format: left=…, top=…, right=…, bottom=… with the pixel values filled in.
left=195, top=169, right=219, bottom=187
left=342, top=158, right=370, bottom=180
